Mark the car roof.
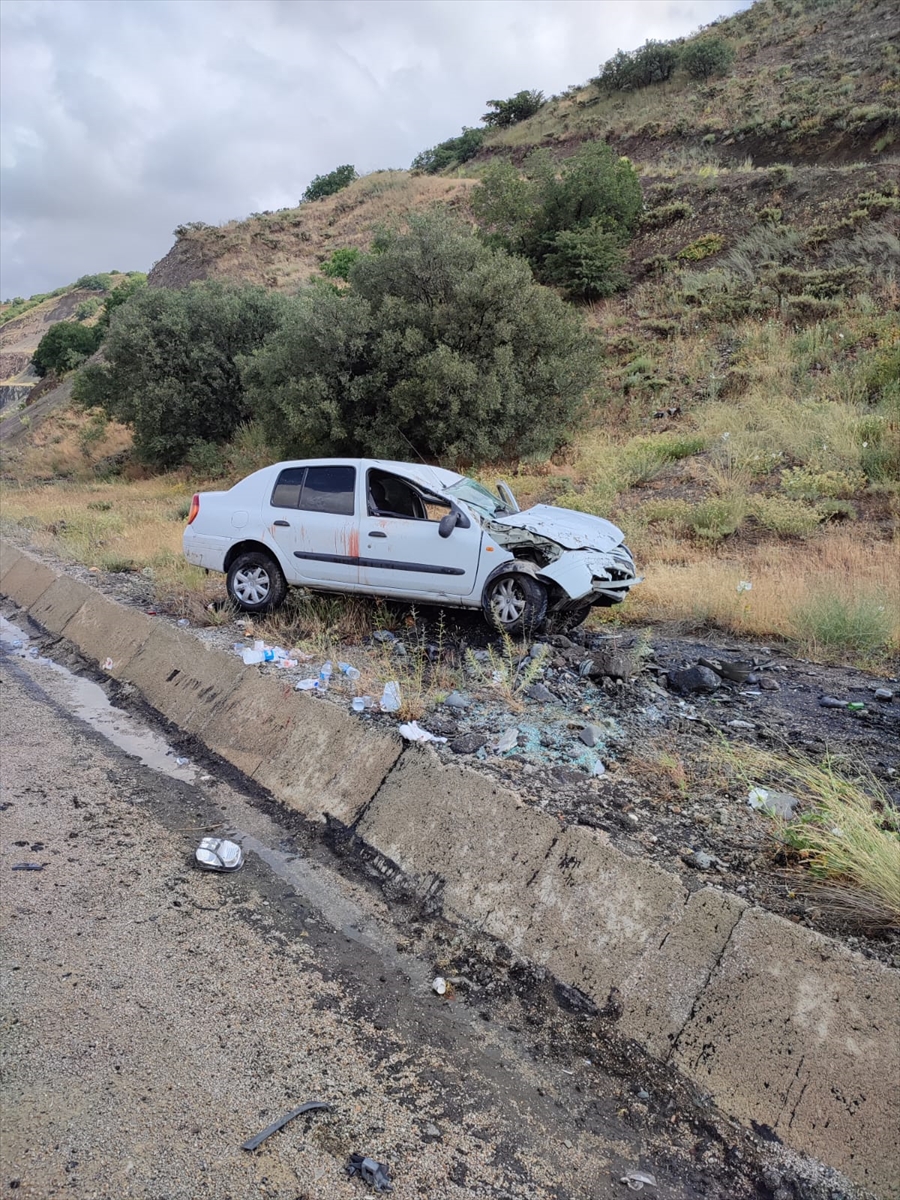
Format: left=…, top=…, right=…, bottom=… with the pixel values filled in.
left=265, top=458, right=464, bottom=493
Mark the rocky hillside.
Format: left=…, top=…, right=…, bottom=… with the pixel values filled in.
left=0, top=274, right=142, bottom=435
left=145, top=0, right=898, bottom=292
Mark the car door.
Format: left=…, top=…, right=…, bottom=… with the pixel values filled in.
left=358, top=468, right=481, bottom=598
left=266, top=463, right=360, bottom=588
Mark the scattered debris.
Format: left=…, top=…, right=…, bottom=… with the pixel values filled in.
left=748, top=788, right=799, bottom=819
left=620, top=1169, right=657, bottom=1191
left=11, top=863, right=45, bottom=871
left=432, top=976, right=448, bottom=996
left=372, top=630, right=396, bottom=644
left=667, top=665, right=720, bottom=694
left=352, top=696, right=374, bottom=713
left=338, top=661, right=361, bottom=681
left=241, top=1100, right=332, bottom=1151
left=295, top=678, right=319, bottom=691
left=493, top=727, right=519, bottom=753
left=380, top=681, right=401, bottom=713
left=398, top=721, right=447, bottom=745
left=102, top=657, right=114, bottom=670
left=195, top=837, right=244, bottom=872
left=346, top=1154, right=393, bottom=1192
left=819, top=696, right=846, bottom=708
left=699, top=656, right=752, bottom=684
left=443, top=690, right=469, bottom=710
left=176, top=618, right=190, bottom=627
left=874, top=688, right=894, bottom=703
left=175, top=756, right=190, bottom=766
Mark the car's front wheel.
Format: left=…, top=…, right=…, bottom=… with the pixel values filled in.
left=483, top=572, right=548, bottom=635
left=226, top=551, right=287, bottom=614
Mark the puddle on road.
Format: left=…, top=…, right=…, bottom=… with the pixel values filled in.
left=0, top=615, right=197, bottom=785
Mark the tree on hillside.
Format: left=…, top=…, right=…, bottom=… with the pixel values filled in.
left=681, top=36, right=735, bottom=80
left=32, top=321, right=103, bottom=377
left=411, top=127, right=485, bottom=173
left=471, top=142, right=642, bottom=297
left=302, top=164, right=358, bottom=202
left=241, top=211, right=596, bottom=463
left=73, top=282, right=288, bottom=466
left=596, top=38, right=679, bottom=91
left=482, top=90, right=545, bottom=128
left=96, top=274, right=146, bottom=329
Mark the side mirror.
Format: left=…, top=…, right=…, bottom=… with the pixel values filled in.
left=438, top=511, right=459, bottom=539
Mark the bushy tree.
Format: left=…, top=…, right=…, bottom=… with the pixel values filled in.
left=32, top=321, right=102, bottom=377
left=681, top=35, right=735, bottom=80
left=73, top=282, right=288, bottom=465
left=411, top=127, right=485, bottom=173
left=74, top=273, right=114, bottom=292
left=97, top=274, right=146, bottom=329
left=302, top=165, right=358, bottom=202
left=471, top=142, right=642, bottom=295
left=482, top=90, right=545, bottom=128
left=320, top=247, right=364, bottom=280
left=541, top=222, right=629, bottom=299
left=596, top=39, right=679, bottom=91
left=242, top=212, right=596, bottom=463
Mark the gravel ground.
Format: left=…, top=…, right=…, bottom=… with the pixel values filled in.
left=0, top=634, right=864, bottom=1200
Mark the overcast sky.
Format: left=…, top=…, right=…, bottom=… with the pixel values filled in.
left=1, top=0, right=749, bottom=300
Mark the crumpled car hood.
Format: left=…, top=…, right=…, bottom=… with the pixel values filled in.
left=491, top=504, right=625, bottom=551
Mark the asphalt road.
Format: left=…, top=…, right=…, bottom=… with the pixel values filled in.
left=0, top=635, right=810, bottom=1200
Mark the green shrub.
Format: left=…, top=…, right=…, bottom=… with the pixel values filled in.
left=75, top=298, right=101, bottom=321
left=680, top=35, right=735, bottom=81
left=320, top=248, right=363, bottom=280
left=303, top=165, right=358, bottom=202
left=541, top=223, right=628, bottom=299
left=411, top=127, right=484, bottom=173
left=783, top=294, right=838, bottom=323
left=676, top=233, right=725, bottom=262
left=74, top=273, right=114, bottom=292
left=482, top=90, right=544, bottom=128
left=32, top=321, right=103, bottom=377
left=242, top=211, right=597, bottom=464
left=597, top=39, right=679, bottom=90
left=641, top=201, right=693, bottom=230
left=749, top=494, right=821, bottom=536
left=781, top=466, right=867, bottom=500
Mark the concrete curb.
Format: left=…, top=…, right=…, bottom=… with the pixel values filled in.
left=2, top=542, right=898, bottom=1197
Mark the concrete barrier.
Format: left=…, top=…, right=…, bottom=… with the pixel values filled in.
left=673, top=907, right=900, bottom=1197
left=2, top=541, right=898, bottom=1197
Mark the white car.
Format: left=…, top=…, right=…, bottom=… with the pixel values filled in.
left=183, top=459, right=640, bottom=633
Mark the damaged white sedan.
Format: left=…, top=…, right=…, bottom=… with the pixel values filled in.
left=183, top=459, right=640, bottom=633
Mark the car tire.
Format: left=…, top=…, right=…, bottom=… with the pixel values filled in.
left=483, top=573, right=548, bottom=635
left=545, top=604, right=592, bottom=634
left=226, top=551, right=287, bottom=614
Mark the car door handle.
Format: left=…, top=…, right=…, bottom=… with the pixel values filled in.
left=273, top=520, right=290, bottom=527
left=368, top=530, right=387, bottom=538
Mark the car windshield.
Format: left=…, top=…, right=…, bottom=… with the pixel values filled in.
left=445, top=478, right=508, bottom=518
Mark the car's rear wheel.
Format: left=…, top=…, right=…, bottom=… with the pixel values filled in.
left=483, top=573, right=548, bottom=635
left=226, top=551, right=287, bottom=614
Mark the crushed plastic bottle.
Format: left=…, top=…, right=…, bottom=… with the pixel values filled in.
left=318, top=661, right=333, bottom=688
left=338, top=661, right=361, bottom=681
left=380, top=681, right=401, bottom=712
left=176, top=618, right=190, bottom=627
left=295, top=678, right=319, bottom=691
left=242, top=649, right=265, bottom=665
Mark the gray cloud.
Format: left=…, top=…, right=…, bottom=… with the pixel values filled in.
left=0, top=0, right=748, bottom=298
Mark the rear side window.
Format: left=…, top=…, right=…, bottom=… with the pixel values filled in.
left=271, top=467, right=306, bottom=509
left=300, top=465, right=356, bottom=515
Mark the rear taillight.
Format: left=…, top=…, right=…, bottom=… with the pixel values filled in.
left=187, top=493, right=200, bottom=525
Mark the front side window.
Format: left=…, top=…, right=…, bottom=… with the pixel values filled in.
left=300, top=465, right=356, bottom=516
